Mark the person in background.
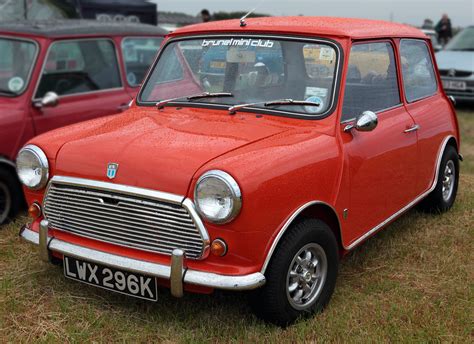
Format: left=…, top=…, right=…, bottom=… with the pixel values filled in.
left=422, top=18, right=434, bottom=30
left=201, top=9, right=212, bottom=22
left=435, top=14, right=453, bottom=46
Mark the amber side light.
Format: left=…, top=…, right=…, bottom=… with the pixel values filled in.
left=210, top=239, right=228, bottom=257
left=28, top=203, right=42, bottom=220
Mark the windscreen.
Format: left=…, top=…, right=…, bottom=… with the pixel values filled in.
left=445, top=27, right=474, bottom=51
left=139, top=37, right=339, bottom=116
left=0, top=38, right=37, bottom=96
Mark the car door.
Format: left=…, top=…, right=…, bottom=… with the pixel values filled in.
left=400, top=39, right=452, bottom=195
left=340, top=41, right=419, bottom=246
left=31, top=38, right=132, bottom=134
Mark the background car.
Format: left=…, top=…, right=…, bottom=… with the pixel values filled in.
left=0, top=20, right=166, bottom=224
left=435, top=26, right=474, bottom=102
left=421, top=29, right=442, bottom=51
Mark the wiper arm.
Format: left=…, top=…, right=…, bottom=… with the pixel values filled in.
left=0, top=89, right=17, bottom=96
left=229, top=99, right=321, bottom=115
left=156, top=92, right=233, bottom=109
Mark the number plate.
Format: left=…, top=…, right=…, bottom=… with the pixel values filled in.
left=63, top=256, right=158, bottom=301
left=443, top=80, right=467, bottom=90
left=210, top=60, right=226, bottom=69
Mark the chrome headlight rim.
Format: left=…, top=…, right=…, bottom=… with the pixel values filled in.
left=16, top=144, right=49, bottom=190
left=194, top=170, right=242, bottom=224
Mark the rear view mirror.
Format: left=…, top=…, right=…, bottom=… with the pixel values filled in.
left=344, top=111, right=378, bottom=132
left=34, top=92, right=59, bottom=109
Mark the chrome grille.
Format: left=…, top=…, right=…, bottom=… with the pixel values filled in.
left=43, top=179, right=207, bottom=259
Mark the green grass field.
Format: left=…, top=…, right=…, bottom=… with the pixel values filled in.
left=1, top=107, right=473, bottom=343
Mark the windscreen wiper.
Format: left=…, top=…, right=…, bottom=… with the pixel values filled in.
left=0, top=89, right=17, bottom=96
left=228, top=99, right=321, bottom=115
left=156, top=92, right=233, bottom=109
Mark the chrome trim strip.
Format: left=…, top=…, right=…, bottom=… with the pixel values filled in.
left=45, top=176, right=210, bottom=259
left=182, top=198, right=211, bottom=257
left=260, top=200, right=341, bottom=274
left=31, top=38, right=125, bottom=101
left=20, top=227, right=265, bottom=291
left=138, top=34, right=342, bottom=119
left=49, top=176, right=184, bottom=204
left=344, top=135, right=454, bottom=250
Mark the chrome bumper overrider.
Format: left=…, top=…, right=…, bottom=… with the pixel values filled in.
left=20, top=222, right=265, bottom=296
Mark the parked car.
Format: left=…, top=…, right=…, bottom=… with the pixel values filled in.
left=421, top=29, right=442, bottom=51
left=0, top=20, right=166, bottom=223
left=436, top=26, right=474, bottom=102
left=18, top=17, right=461, bottom=326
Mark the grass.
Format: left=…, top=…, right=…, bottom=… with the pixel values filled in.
left=1, top=107, right=473, bottom=343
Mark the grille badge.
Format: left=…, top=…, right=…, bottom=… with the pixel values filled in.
left=106, top=163, right=119, bottom=180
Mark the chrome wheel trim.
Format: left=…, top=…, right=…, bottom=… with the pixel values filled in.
left=0, top=181, right=11, bottom=223
left=442, top=160, right=455, bottom=202
left=286, top=243, right=327, bottom=310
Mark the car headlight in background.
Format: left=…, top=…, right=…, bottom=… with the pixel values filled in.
left=16, top=145, right=49, bottom=190
left=194, top=170, right=242, bottom=224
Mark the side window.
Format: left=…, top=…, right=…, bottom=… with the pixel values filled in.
left=36, top=39, right=121, bottom=99
left=342, top=42, right=400, bottom=121
left=121, top=37, right=163, bottom=87
left=400, top=40, right=437, bottom=102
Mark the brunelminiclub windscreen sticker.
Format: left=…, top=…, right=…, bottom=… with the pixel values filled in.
left=202, top=38, right=275, bottom=48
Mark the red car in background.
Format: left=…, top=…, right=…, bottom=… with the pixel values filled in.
left=0, top=20, right=166, bottom=223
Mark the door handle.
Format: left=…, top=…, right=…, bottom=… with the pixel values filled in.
left=404, top=124, right=420, bottom=133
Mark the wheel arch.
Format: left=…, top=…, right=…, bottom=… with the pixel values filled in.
left=446, top=136, right=458, bottom=152
left=0, top=157, right=17, bottom=177
left=261, top=201, right=344, bottom=274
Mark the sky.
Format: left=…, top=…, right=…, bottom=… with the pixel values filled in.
left=151, top=0, right=473, bottom=27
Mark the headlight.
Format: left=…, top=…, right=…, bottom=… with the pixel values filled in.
left=16, top=145, right=49, bottom=190
left=194, top=170, right=242, bottom=224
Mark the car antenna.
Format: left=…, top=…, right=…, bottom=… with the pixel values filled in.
left=240, top=0, right=266, bottom=27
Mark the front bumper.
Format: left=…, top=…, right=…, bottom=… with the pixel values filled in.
left=19, top=221, right=265, bottom=296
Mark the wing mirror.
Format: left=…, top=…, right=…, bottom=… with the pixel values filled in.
left=34, top=92, right=59, bottom=109
left=344, top=111, right=378, bottom=133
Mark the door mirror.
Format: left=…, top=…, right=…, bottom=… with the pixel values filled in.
left=344, top=111, right=378, bottom=132
left=34, top=92, right=59, bottom=109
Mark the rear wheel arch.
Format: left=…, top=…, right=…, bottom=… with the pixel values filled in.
left=261, top=201, right=344, bottom=274
left=446, top=136, right=459, bottom=153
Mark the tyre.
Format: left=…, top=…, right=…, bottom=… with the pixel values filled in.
left=250, top=219, right=339, bottom=326
left=418, top=145, right=459, bottom=213
left=0, top=168, right=23, bottom=225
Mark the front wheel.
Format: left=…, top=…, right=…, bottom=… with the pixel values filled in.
left=418, top=145, right=459, bottom=213
left=249, top=219, right=339, bottom=326
left=0, top=169, right=23, bottom=225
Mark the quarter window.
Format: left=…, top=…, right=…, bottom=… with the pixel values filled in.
left=35, top=39, right=121, bottom=99
left=400, top=40, right=437, bottom=102
left=121, top=37, right=163, bottom=87
left=342, top=42, right=400, bottom=121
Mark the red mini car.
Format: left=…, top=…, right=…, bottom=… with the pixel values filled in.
left=0, top=20, right=166, bottom=223
left=18, top=17, right=461, bottom=326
